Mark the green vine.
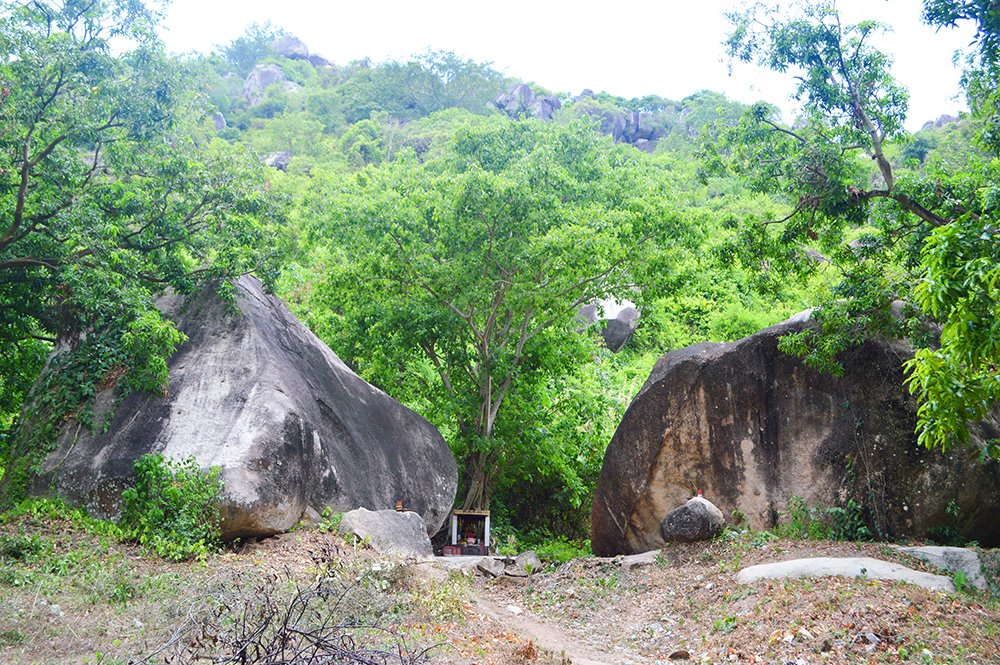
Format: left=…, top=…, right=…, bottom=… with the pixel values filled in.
left=0, top=316, right=186, bottom=506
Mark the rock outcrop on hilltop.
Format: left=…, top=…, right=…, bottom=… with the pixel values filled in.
left=495, top=83, right=562, bottom=121
left=495, top=84, right=664, bottom=152
left=271, top=34, right=331, bottom=67
left=27, top=275, right=458, bottom=539
left=243, top=63, right=300, bottom=105
left=920, top=113, right=960, bottom=131
left=591, top=311, right=1000, bottom=556
left=577, top=301, right=640, bottom=353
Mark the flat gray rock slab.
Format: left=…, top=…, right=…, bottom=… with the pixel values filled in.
left=893, top=546, right=986, bottom=590
left=620, top=550, right=659, bottom=571
left=737, top=557, right=955, bottom=592
left=339, top=508, right=434, bottom=562
left=432, top=555, right=487, bottom=570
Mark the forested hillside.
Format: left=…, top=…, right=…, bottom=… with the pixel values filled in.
left=1, top=0, right=996, bottom=549
left=172, top=26, right=821, bottom=541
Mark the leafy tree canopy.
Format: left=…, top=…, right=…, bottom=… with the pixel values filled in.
left=702, top=0, right=1000, bottom=459
left=0, top=0, right=285, bottom=498
left=214, top=21, right=284, bottom=78
left=924, top=0, right=1000, bottom=153
left=303, top=117, right=691, bottom=510
left=336, top=50, right=508, bottom=124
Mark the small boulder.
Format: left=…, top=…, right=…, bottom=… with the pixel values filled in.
left=477, top=557, right=506, bottom=578
left=620, top=549, right=659, bottom=571
left=893, top=546, right=987, bottom=590
left=576, top=299, right=640, bottom=353
left=308, top=53, right=331, bottom=68
left=506, top=550, right=543, bottom=576
left=517, top=550, right=543, bottom=569
left=505, top=564, right=529, bottom=578
left=339, top=508, right=433, bottom=561
left=298, top=505, right=323, bottom=528
left=476, top=557, right=504, bottom=577
left=602, top=318, right=635, bottom=353
left=243, top=63, right=287, bottom=105
left=633, top=138, right=655, bottom=153
left=264, top=151, right=294, bottom=171
left=659, top=496, right=725, bottom=543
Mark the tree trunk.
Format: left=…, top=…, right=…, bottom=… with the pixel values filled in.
left=459, top=449, right=494, bottom=510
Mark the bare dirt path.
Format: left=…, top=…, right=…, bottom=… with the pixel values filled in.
left=469, top=590, right=616, bottom=665
left=432, top=538, right=1000, bottom=665
left=2, top=521, right=998, bottom=665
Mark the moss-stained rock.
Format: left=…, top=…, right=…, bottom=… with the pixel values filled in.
left=25, top=275, right=457, bottom=539
left=591, top=311, right=1000, bottom=556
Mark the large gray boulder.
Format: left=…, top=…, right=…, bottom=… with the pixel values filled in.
left=243, top=64, right=299, bottom=105
left=308, top=53, right=332, bottom=68
left=28, top=275, right=458, bottom=539
left=271, top=35, right=310, bottom=60
left=269, top=35, right=330, bottom=67
left=494, top=83, right=561, bottom=121
left=591, top=311, right=1000, bottom=556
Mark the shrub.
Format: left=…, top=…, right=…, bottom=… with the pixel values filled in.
left=316, top=507, right=343, bottom=533
left=0, top=534, right=43, bottom=561
left=774, top=496, right=834, bottom=540
left=518, top=528, right=590, bottom=563
left=159, top=564, right=438, bottom=664
left=926, top=500, right=967, bottom=546
left=120, top=454, right=223, bottom=561
left=775, top=495, right=872, bottom=542
left=0, top=497, right=122, bottom=537
left=828, top=499, right=872, bottom=541
left=707, top=302, right=780, bottom=342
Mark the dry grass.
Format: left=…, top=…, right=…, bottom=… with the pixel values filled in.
left=0, top=512, right=997, bottom=665
left=465, top=533, right=1000, bottom=664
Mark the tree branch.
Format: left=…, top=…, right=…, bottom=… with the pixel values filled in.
left=0, top=257, right=61, bottom=273
left=859, top=190, right=951, bottom=227
left=762, top=117, right=806, bottom=142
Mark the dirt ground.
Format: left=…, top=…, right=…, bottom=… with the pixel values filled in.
left=0, top=518, right=998, bottom=665
left=441, top=537, right=1000, bottom=665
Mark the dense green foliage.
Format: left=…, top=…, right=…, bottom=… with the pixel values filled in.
left=303, top=117, right=690, bottom=515
left=1, top=0, right=995, bottom=543
left=706, top=0, right=1000, bottom=460
left=120, top=454, right=223, bottom=561
left=775, top=495, right=872, bottom=542
left=0, top=0, right=285, bottom=500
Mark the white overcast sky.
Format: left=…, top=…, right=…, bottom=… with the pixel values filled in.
left=158, top=0, right=979, bottom=131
